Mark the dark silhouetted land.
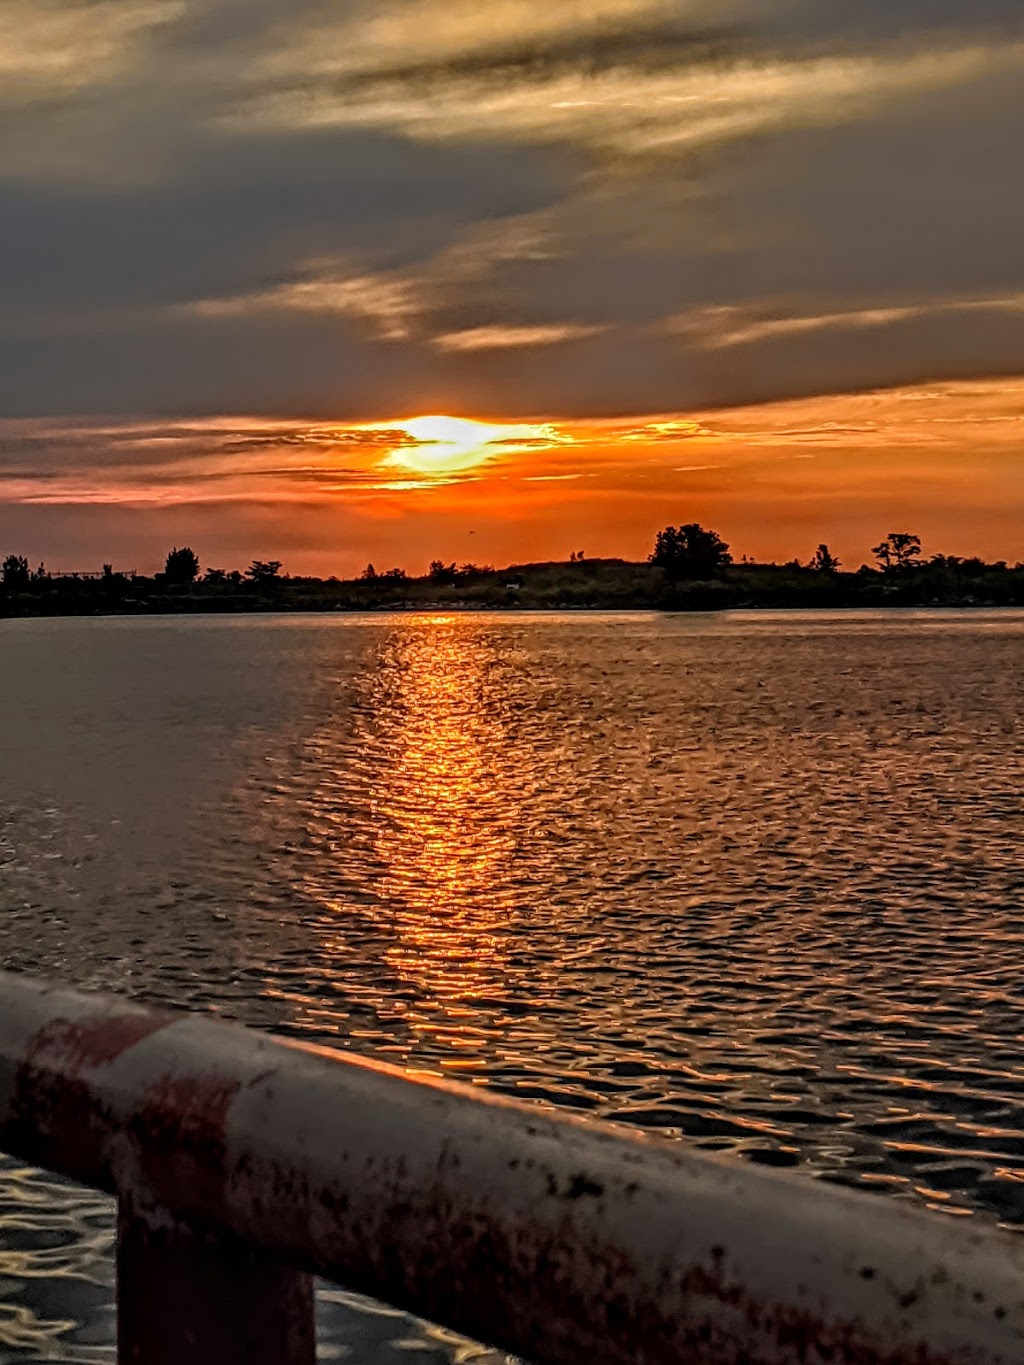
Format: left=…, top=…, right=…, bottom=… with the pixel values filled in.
left=3, top=538, right=1023, bottom=619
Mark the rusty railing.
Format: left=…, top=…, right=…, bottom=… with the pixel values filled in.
left=0, top=970, right=1021, bottom=1364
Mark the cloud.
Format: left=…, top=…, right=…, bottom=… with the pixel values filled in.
left=0, top=0, right=1020, bottom=425
left=431, top=323, right=606, bottom=352
left=0, top=412, right=578, bottom=506
left=6, top=377, right=1021, bottom=506
left=250, top=29, right=1008, bottom=162
left=666, top=294, right=1024, bottom=349
left=0, top=0, right=182, bottom=107
left=189, top=270, right=425, bottom=341
left=181, top=214, right=565, bottom=344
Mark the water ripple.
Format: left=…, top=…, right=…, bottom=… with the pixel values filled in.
left=0, top=609, right=1021, bottom=1360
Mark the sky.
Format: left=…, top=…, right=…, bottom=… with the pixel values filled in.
left=1, top=0, right=1022, bottom=575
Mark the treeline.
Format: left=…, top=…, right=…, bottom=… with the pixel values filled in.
left=642, top=525, right=1024, bottom=610
left=2, top=527, right=1023, bottom=617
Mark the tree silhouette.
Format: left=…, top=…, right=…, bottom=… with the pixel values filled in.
left=164, top=546, right=200, bottom=584
left=809, top=543, right=841, bottom=573
left=246, top=560, right=283, bottom=584
left=872, top=532, right=922, bottom=573
left=2, top=554, right=30, bottom=590
left=650, top=524, right=732, bottom=581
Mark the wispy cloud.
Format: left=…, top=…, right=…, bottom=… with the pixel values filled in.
left=0, top=0, right=182, bottom=105
left=190, top=271, right=424, bottom=341
left=244, top=37, right=1010, bottom=161
left=227, top=0, right=1023, bottom=171
left=432, top=323, right=606, bottom=352
left=5, top=377, right=1022, bottom=506
left=0, top=412, right=579, bottom=505
left=183, top=216, right=577, bottom=348
left=666, top=294, right=1024, bottom=349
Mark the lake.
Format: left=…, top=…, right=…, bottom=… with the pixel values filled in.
left=0, top=609, right=1022, bottom=1362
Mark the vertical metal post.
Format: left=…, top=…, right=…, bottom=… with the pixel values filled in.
left=117, top=1201, right=316, bottom=1365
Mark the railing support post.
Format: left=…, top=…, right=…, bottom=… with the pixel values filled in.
left=117, top=1201, right=316, bottom=1365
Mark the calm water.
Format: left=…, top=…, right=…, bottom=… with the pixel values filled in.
left=0, top=609, right=1022, bottom=1361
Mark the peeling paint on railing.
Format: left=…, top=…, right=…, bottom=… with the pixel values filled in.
left=0, top=970, right=1022, bottom=1364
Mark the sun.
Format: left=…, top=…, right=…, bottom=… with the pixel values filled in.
left=382, top=415, right=515, bottom=475
left=370, top=414, right=560, bottom=476
left=401, top=415, right=502, bottom=448
left=398, top=416, right=509, bottom=472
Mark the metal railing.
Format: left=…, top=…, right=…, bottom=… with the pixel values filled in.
left=0, top=969, right=1021, bottom=1364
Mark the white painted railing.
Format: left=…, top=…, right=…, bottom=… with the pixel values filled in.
left=0, top=970, right=1021, bottom=1364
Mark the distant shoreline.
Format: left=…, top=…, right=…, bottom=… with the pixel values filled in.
left=3, top=554, right=1023, bottom=620
left=4, top=598, right=1022, bottom=622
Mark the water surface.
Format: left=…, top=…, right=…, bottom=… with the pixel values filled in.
left=0, top=610, right=1022, bottom=1361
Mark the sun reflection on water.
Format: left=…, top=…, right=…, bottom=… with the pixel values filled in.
left=269, top=618, right=563, bottom=1077
left=369, top=627, right=518, bottom=1030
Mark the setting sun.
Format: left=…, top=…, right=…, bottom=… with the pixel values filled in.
left=376, top=415, right=560, bottom=476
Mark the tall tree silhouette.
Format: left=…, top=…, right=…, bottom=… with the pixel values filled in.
left=246, top=560, right=283, bottom=584
left=164, top=546, right=200, bottom=584
left=1, top=555, right=30, bottom=590
left=872, top=533, right=922, bottom=573
left=809, top=544, right=841, bottom=573
left=650, top=524, right=731, bottom=581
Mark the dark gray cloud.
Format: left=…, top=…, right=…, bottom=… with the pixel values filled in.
left=0, top=312, right=445, bottom=417
left=766, top=0, right=1023, bottom=44
left=0, top=0, right=1021, bottom=418
left=0, top=130, right=569, bottom=313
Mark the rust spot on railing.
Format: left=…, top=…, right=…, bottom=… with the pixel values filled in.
left=134, top=1071, right=243, bottom=1216
left=26, top=1014, right=170, bottom=1072
left=340, top=1188, right=984, bottom=1365
left=8, top=1014, right=171, bottom=1186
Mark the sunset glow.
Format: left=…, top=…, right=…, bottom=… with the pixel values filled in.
left=376, top=416, right=561, bottom=476
left=1, top=0, right=1022, bottom=575
left=2, top=380, right=1022, bottom=576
